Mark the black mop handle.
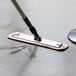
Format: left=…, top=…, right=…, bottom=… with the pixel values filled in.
left=11, top=0, right=41, bottom=41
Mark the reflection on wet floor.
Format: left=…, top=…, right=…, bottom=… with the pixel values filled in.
left=9, top=45, right=38, bottom=59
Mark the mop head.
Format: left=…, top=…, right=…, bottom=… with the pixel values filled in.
left=7, top=32, right=69, bottom=51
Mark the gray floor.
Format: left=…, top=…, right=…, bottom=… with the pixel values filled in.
left=0, top=0, right=76, bottom=76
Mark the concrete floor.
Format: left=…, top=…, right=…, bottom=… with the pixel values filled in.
left=0, top=0, right=76, bottom=76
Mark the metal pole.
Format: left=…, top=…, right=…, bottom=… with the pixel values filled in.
left=11, top=0, right=41, bottom=41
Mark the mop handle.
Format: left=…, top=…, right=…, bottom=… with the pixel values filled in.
left=11, top=0, right=41, bottom=41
